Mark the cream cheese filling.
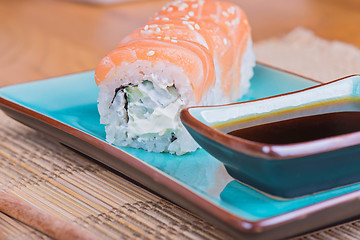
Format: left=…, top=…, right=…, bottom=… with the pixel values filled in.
left=127, top=98, right=185, bottom=138
left=123, top=80, right=185, bottom=140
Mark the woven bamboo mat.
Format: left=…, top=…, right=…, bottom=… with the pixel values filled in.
left=0, top=111, right=231, bottom=240
left=1, top=28, right=360, bottom=239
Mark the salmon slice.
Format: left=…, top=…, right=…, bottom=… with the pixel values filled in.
left=95, top=0, right=251, bottom=103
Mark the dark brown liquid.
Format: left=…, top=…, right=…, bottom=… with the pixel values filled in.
left=228, top=111, right=360, bottom=144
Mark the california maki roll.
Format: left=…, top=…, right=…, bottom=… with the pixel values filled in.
left=95, top=0, right=255, bottom=154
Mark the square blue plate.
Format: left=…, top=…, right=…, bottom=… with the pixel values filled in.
left=1, top=63, right=360, bottom=239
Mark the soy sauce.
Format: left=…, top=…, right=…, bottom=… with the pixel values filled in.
left=228, top=111, right=360, bottom=144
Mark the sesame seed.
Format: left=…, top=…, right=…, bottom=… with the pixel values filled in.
left=157, top=36, right=162, bottom=39
left=182, top=20, right=195, bottom=25
left=140, top=30, right=152, bottom=34
left=178, top=3, right=188, bottom=11
left=162, top=17, right=170, bottom=21
left=167, top=7, right=173, bottom=12
left=188, top=11, right=194, bottom=17
left=171, top=39, right=178, bottom=43
left=149, top=24, right=158, bottom=28
left=181, top=15, right=190, bottom=20
left=155, top=27, right=161, bottom=33
left=222, top=11, right=229, bottom=17
left=244, top=19, right=248, bottom=25
left=155, top=17, right=160, bottom=20
left=191, top=3, right=198, bottom=8
left=225, top=21, right=231, bottom=27
left=231, top=18, right=240, bottom=25
left=187, top=24, right=195, bottom=31
left=227, top=6, right=236, bottom=14
left=103, top=57, right=111, bottom=64
left=147, top=50, right=155, bottom=56
left=144, top=25, right=149, bottom=30
left=223, top=38, right=228, bottom=45
left=194, top=23, right=200, bottom=30
left=164, top=36, right=171, bottom=40
left=172, top=36, right=177, bottom=39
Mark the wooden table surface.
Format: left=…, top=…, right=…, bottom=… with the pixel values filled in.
left=1, top=0, right=360, bottom=87
left=1, top=0, right=360, bottom=239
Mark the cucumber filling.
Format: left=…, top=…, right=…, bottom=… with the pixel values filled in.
left=113, top=80, right=185, bottom=146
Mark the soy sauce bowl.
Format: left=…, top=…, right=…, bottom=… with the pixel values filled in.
left=180, top=75, right=360, bottom=198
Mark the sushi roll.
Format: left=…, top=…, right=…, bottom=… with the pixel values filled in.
left=95, top=0, right=255, bottom=155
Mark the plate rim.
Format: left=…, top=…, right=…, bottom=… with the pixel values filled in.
left=1, top=64, right=360, bottom=237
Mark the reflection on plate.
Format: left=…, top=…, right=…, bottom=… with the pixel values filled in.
left=1, top=64, right=360, bottom=239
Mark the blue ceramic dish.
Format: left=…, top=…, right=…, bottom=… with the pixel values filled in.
left=181, top=75, right=360, bottom=198
left=3, top=64, right=360, bottom=239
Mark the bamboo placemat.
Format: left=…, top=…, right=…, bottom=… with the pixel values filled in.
left=1, top=28, right=360, bottom=239
left=0, top=111, right=231, bottom=240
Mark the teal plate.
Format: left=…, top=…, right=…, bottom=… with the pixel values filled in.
left=1, top=64, right=360, bottom=239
